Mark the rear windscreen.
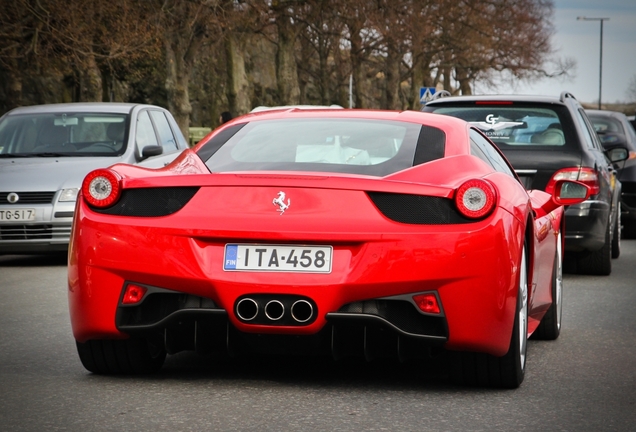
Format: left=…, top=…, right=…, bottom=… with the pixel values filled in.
left=201, top=118, right=445, bottom=177
left=429, top=107, right=566, bottom=147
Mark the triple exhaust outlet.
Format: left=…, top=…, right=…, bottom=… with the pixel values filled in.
left=236, top=296, right=315, bottom=325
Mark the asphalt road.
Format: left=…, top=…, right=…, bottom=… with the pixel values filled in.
left=1, top=242, right=635, bottom=431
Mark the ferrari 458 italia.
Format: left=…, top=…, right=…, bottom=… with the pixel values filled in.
left=68, top=108, right=590, bottom=388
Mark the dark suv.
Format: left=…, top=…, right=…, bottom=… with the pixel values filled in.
left=423, top=92, right=628, bottom=275
left=586, top=109, right=636, bottom=238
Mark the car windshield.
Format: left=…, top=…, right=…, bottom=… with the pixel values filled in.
left=0, top=112, right=128, bottom=156
left=203, top=118, right=439, bottom=177
left=430, top=107, right=566, bottom=147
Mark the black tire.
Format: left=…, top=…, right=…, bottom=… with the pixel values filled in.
left=612, top=202, right=621, bottom=259
left=449, top=246, right=528, bottom=388
left=76, top=338, right=166, bottom=374
left=533, top=233, right=562, bottom=340
left=576, top=220, right=611, bottom=276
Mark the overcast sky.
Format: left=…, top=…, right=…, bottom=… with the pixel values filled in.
left=488, top=0, right=636, bottom=104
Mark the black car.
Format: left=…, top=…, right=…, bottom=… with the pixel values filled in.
left=423, top=92, right=628, bottom=275
left=586, top=109, right=636, bottom=238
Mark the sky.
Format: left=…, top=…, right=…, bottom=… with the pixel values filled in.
left=487, top=0, right=636, bottom=105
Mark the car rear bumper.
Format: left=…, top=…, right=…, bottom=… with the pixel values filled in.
left=68, top=200, right=525, bottom=357
left=563, top=200, right=609, bottom=252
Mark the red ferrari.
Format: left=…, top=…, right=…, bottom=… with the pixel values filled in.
left=68, top=109, right=589, bottom=388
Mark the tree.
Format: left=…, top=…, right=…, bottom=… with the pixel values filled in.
left=157, top=0, right=223, bottom=137
left=627, top=74, right=636, bottom=103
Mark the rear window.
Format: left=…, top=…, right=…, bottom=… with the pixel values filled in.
left=428, top=106, right=566, bottom=147
left=202, top=118, right=444, bottom=176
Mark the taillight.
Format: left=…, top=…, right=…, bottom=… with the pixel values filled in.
left=122, top=284, right=147, bottom=305
left=545, top=167, right=600, bottom=196
left=455, top=179, right=497, bottom=219
left=81, top=169, right=122, bottom=208
left=413, top=293, right=441, bottom=314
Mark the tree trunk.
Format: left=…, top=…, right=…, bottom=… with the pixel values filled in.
left=384, top=40, right=400, bottom=110
left=164, top=36, right=192, bottom=139
left=455, top=67, right=473, bottom=95
left=4, top=52, right=23, bottom=110
left=225, top=33, right=251, bottom=116
left=276, top=14, right=300, bottom=105
left=79, top=53, right=102, bottom=102
left=348, top=24, right=366, bottom=108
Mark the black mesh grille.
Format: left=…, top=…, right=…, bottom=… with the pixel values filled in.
left=367, top=192, right=471, bottom=224
left=117, top=291, right=219, bottom=328
left=90, top=187, right=199, bottom=216
left=1, top=191, right=55, bottom=204
left=338, top=300, right=447, bottom=337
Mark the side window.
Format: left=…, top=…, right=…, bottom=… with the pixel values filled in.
left=136, top=110, right=159, bottom=152
left=150, top=110, right=178, bottom=152
left=470, top=129, right=515, bottom=177
left=470, top=138, right=494, bottom=169
left=575, top=109, right=599, bottom=150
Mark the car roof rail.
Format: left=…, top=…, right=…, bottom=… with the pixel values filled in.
left=559, top=91, right=577, bottom=103
left=431, top=90, right=452, bottom=101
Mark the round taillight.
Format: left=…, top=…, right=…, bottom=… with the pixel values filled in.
left=81, top=169, right=121, bottom=208
left=455, top=179, right=497, bottom=219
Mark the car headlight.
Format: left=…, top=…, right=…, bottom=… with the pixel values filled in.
left=59, top=188, right=79, bottom=202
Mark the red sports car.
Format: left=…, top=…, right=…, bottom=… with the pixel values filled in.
left=68, top=109, right=589, bottom=388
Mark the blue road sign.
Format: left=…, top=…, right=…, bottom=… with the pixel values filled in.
left=420, top=87, right=436, bottom=103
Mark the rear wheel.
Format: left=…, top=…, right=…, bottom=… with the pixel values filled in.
left=76, top=338, right=166, bottom=374
left=449, top=246, right=528, bottom=388
left=577, top=220, right=611, bottom=276
left=533, top=233, right=562, bottom=340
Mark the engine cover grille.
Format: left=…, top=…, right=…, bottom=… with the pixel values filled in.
left=367, top=192, right=471, bottom=224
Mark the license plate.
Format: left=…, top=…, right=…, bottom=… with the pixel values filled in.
left=224, top=244, right=332, bottom=273
left=0, top=208, right=36, bottom=221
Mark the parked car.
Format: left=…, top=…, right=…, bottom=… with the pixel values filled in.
left=69, top=108, right=591, bottom=388
left=422, top=92, right=628, bottom=275
left=586, top=109, right=636, bottom=238
left=0, top=103, right=189, bottom=254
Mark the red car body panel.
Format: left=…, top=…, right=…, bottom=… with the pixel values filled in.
left=68, top=110, right=563, bottom=360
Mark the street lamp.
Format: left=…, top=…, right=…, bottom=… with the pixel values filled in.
left=577, top=16, right=609, bottom=110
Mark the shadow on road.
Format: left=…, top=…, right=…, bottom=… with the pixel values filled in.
left=0, top=253, right=68, bottom=267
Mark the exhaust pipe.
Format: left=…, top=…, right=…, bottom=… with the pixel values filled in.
left=236, top=298, right=259, bottom=321
left=264, top=300, right=285, bottom=321
left=291, top=300, right=314, bottom=323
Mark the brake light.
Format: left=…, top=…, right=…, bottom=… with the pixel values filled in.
left=545, top=167, right=600, bottom=196
left=455, top=179, right=497, bottom=219
left=122, top=284, right=147, bottom=305
left=81, top=169, right=122, bottom=208
left=413, top=294, right=441, bottom=314
left=474, top=101, right=514, bottom=105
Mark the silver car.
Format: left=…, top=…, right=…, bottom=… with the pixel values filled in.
left=0, top=103, right=189, bottom=254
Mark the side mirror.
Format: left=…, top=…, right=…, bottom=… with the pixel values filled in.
left=540, top=180, right=591, bottom=215
left=141, top=145, right=163, bottom=160
left=552, top=180, right=590, bottom=205
left=606, top=146, right=629, bottom=163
